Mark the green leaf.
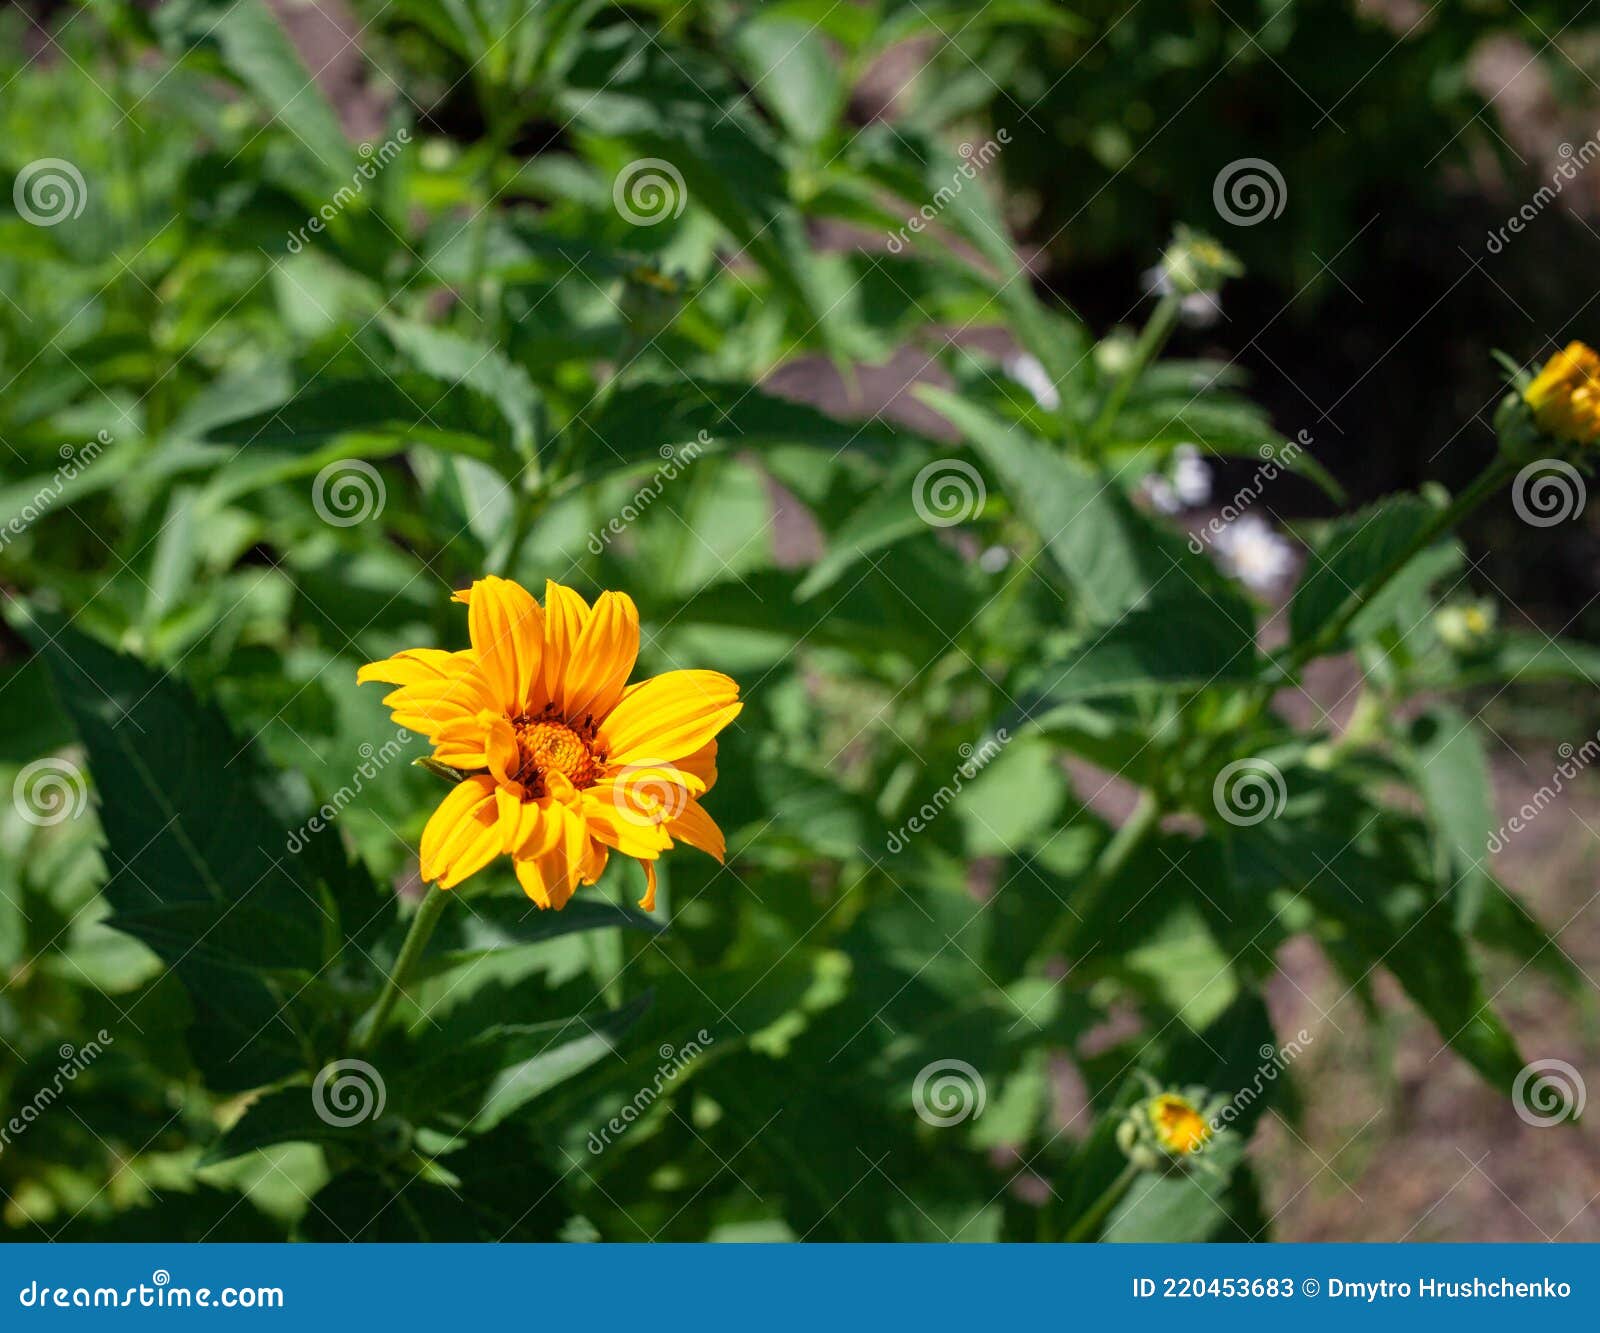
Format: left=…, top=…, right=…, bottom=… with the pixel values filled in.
left=1016, top=585, right=1259, bottom=723
left=1288, top=496, right=1436, bottom=651
left=1407, top=706, right=1492, bottom=930
left=410, top=895, right=664, bottom=982
left=201, top=1087, right=359, bottom=1165
left=919, top=386, right=1231, bottom=620
left=22, top=614, right=391, bottom=1091
left=731, top=16, right=844, bottom=145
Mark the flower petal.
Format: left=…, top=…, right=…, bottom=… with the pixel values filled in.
left=541, top=580, right=591, bottom=706
left=467, top=575, right=544, bottom=715
left=638, top=859, right=658, bottom=913
left=419, top=776, right=498, bottom=886
left=559, top=590, right=639, bottom=723
left=667, top=797, right=726, bottom=862
left=598, top=670, right=741, bottom=764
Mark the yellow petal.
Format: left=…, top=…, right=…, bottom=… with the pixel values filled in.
left=541, top=580, right=591, bottom=705
left=559, top=590, right=639, bottom=723
left=638, top=859, right=658, bottom=913
left=599, top=670, right=741, bottom=764
left=430, top=715, right=493, bottom=770
left=357, top=648, right=459, bottom=687
left=667, top=797, right=727, bottom=862
left=580, top=784, right=675, bottom=857
left=419, top=776, right=497, bottom=884
left=467, top=575, right=544, bottom=715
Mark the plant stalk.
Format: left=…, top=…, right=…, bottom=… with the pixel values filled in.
left=1279, top=453, right=1518, bottom=680
left=1089, top=292, right=1182, bottom=444
left=352, top=885, right=450, bottom=1052
left=1064, top=1161, right=1140, bottom=1242
left=1039, top=791, right=1162, bottom=964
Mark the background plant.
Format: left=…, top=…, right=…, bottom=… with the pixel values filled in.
left=0, top=0, right=1592, bottom=1242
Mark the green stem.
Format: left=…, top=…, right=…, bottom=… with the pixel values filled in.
left=1064, top=1161, right=1140, bottom=1242
left=1039, top=792, right=1162, bottom=964
left=1279, top=454, right=1518, bottom=680
left=1089, top=292, right=1182, bottom=445
left=352, top=885, right=450, bottom=1052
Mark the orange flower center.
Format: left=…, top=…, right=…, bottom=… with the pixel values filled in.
left=1151, top=1095, right=1211, bottom=1155
left=512, top=712, right=604, bottom=793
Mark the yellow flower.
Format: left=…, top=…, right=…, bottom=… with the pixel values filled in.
left=358, top=576, right=741, bottom=912
left=1523, top=341, right=1600, bottom=445
left=1148, top=1092, right=1211, bottom=1155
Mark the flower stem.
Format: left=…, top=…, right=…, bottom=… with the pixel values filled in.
left=1064, top=1161, right=1140, bottom=1242
left=352, top=885, right=450, bottom=1053
left=1279, top=454, right=1518, bottom=679
left=1089, top=292, right=1182, bottom=446
left=1038, top=791, right=1162, bottom=964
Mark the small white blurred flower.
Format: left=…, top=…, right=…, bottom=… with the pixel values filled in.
left=978, top=544, right=1012, bottom=573
left=1140, top=266, right=1225, bottom=327
left=1172, top=444, right=1211, bottom=507
left=1146, top=476, right=1180, bottom=514
left=1144, top=444, right=1210, bottom=515
left=1004, top=352, right=1061, bottom=410
left=1214, top=514, right=1294, bottom=591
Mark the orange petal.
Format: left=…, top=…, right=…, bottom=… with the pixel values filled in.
left=599, top=670, right=741, bottom=764
left=467, top=575, right=544, bottom=715
left=580, top=784, right=675, bottom=857
left=638, top=859, right=658, bottom=913
left=559, top=590, right=639, bottom=723
left=419, top=776, right=499, bottom=885
left=484, top=715, right=519, bottom=785
left=667, top=797, right=727, bottom=862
